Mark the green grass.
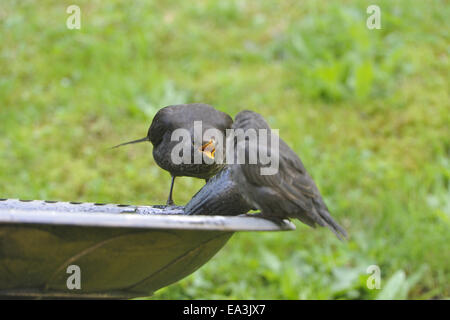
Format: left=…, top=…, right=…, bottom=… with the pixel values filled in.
left=0, top=0, right=448, bottom=299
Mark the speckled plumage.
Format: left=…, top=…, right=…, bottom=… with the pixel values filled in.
left=230, top=110, right=347, bottom=239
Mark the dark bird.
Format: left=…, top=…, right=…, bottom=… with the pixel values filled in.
left=113, top=103, right=233, bottom=205
left=227, top=110, right=347, bottom=239
left=184, top=166, right=253, bottom=216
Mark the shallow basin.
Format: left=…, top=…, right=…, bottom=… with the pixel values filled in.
left=0, top=199, right=294, bottom=299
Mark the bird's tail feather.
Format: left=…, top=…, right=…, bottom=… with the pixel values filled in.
left=317, top=208, right=348, bottom=240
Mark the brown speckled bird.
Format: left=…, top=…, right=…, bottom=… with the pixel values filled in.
left=228, top=110, right=347, bottom=239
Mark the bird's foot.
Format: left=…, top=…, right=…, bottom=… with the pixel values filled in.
left=166, top=199, right=175, bottom=206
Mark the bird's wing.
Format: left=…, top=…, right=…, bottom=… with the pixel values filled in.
left=231, top=112, right=318, bottom=214
left=232, top=111, right=347, bottom=238
left=239, top=142, right=347, bottom=239
left=239, top=142, right=322, bottom=221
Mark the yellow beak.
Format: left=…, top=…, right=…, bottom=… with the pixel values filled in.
left=199, top=139, right=216, bottom=159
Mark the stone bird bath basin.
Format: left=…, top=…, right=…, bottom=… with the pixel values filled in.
left=0, top=199, right=295, bottom=299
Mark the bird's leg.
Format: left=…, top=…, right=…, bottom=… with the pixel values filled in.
left=205, top=178, right=209, bottom=183
left=166, top=176, right=176, bottom=206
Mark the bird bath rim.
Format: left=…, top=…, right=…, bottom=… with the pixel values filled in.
left=0, top=209, right=296, bottom=231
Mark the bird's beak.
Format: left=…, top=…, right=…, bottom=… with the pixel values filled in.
left=199, top=139, right=216, bottom=159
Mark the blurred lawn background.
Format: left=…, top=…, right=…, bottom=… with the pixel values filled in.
left=0, top=0, right=448, bottom=299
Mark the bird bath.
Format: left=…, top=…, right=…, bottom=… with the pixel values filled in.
left=0, top=199, right=295, bottom=299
